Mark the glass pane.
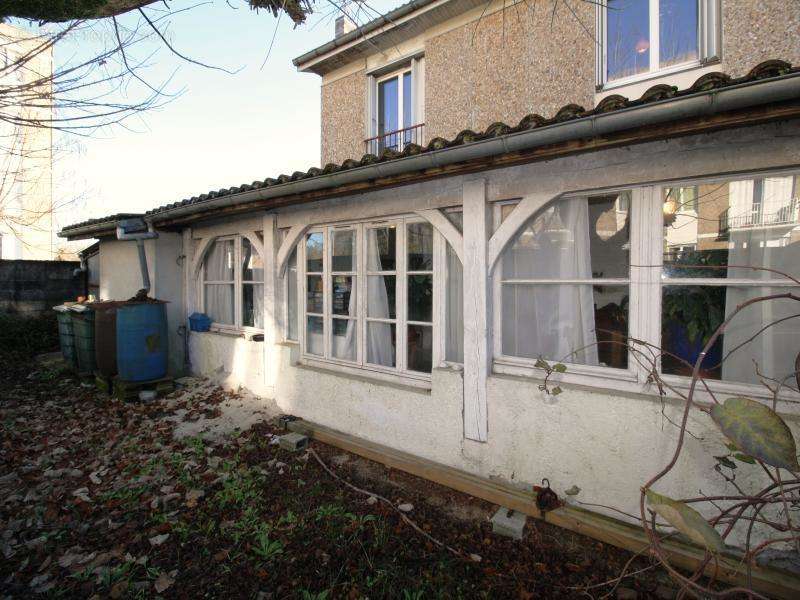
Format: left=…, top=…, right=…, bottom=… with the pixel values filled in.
left=306, top=316, right=324, bottom=356
left=204, top=284, right=234, bottom=325
left=204, top=239, right=234, bottom=281
left=407, top=324, right=433, bottom=373
left=444, top=210, right=463, bottom=233
left=368, top=275, right=396, bottom=319
left=367, top=226, right=396, bottom=271
left=332, top=318, right=357, bottom=361
left=378, top=76, right=399, bottom=150
left=243, top=283, right=263, bottom=328
left=402, top=72, right=412, bottom=129
left=661, top=286, right=800, bottom=385
left=367, top=322, right=396, bottom=367
left=242, top=237, right=264, bottom=281
left=659, top=0, right=698, bottom=68
left=606, top=0, right=650, bottom=81
left=331, top=229, right=355, bottom=272
left=408, top=274, right=433, bottom=322
left=306, top=232, right=323, bottom=272
left=306, top=275, right=323, bottom=314
left=331, top=275, right=355, bottom=316
left=287, top=248, right=298, bottom=340
left=501, top=283, right=629, bottom=368
left=445, top=244, right=464, bottom=363
left=407, top=222, right=433, bottom=271
left=502, top=195, right=630, bottom=281
left=663, top=175, right=800, bottom=280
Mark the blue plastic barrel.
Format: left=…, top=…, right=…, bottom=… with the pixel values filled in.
left=116, top=302, right=168, bottom=382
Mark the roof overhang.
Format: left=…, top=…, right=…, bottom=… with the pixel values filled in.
left=59, top=68, right=800, bottom=241
left=292, top=0, right=487, bottom=76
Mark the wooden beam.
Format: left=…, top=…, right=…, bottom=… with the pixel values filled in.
left=415, top=208, right=464, bottom=264
left=288, top=418, right=800, bottom=600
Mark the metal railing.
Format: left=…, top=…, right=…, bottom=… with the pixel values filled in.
left=718, top=198, right=799, bottom=235
left=364, top=123, right=425, bottom=156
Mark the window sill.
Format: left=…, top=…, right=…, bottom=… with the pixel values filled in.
left=197, top=326, right=264, bottom=341
left=297, top=356, right=432, bottom=393
left=598, top=58, right=717, bottom=92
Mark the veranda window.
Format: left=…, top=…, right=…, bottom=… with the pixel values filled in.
left=201, top=236, right=264, bottom=330
left=299, top=218, right=438, bottom=378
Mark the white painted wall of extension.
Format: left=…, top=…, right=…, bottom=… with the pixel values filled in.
left=99, top=120, right=800, bottom=548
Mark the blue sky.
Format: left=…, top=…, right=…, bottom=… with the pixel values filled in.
left=49, top=1, right=400, bottom=232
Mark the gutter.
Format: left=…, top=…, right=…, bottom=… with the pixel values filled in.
left=61, top=72, right=800, bottom=240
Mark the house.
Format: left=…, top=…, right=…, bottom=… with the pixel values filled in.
left=0, top=23, right=55, bottom=260
left=60, top=0, right=800, bottom=553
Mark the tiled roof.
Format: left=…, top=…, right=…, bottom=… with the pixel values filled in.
left=61, top=59, right=798, bottom=236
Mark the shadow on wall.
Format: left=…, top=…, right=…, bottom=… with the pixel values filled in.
left=0, top=259, right=85, bottom=315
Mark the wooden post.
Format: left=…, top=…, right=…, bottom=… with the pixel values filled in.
left=262, top=213, right=279, bottom=397
left=462, top=179, right=489, bottom=442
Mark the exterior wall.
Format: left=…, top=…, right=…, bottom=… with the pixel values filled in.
left=189, top=332, right=267, bottom=396
left=320, top=69, right=366, bottom=165
left=0, top=24, right=54, bottom=261
left=98, top=233, right=186, bottom=375
left=0, top=259, right=83, bottom=314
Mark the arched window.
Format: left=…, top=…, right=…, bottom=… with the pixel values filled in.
left=201, top=235, right=264, bottom=330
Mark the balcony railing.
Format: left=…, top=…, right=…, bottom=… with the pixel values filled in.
left=364, top=123, right=425, bottom=156
left=718, top=198, right=799, bottom=236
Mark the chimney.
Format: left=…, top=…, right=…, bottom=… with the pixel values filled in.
left=335, top=15, right=356, bottom=38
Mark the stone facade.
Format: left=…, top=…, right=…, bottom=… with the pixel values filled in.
left=320, top=69, right=366, bottom=166
left=317, top=0, right=800, bottom=166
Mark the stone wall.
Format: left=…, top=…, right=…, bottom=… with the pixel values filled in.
left=321, top=69, right=366, bottom=166
left=0, top=259, right=84, bottom=314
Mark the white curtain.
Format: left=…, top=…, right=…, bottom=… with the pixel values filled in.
left=723, top=176, right=800, bottom=384
left=366, top=229, right=395, bottom=366
left=501, top=197, right=599, bottom=365
left=204, top=240, right=234, bottom=325
left=332, top=280, right=358, bottom=361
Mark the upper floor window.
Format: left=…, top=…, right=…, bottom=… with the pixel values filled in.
left=366, top=58, right=425, bottom=155
left=598, top=0, right=719, bottom=87
left=201, top=235, right=264, bottom=330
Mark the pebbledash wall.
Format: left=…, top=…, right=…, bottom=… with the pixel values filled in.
left=317, top=0, right=800, bottom=166
left=163, top=119, right=800, bottom=548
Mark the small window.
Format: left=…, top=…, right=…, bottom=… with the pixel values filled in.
left=366, top=59, right=425, bottom=155
left=599, top=0, right=718, bottom=86
left=201, top=235, right=264, bottom=330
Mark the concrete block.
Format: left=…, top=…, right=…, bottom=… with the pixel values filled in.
left=490, top=507, right=526, bottom=540
left=278, top=432, right=309, bottom=452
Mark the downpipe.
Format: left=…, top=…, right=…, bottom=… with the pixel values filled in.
left=116, top=220, right=158, bottom=296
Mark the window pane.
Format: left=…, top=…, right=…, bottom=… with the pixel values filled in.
left=332, top=318, right=357, bottom=361
left=445, top=244, right=464, bottom=363
left=378, top=76, right=399, bottom=150
left=306, top=316, right=324, bottom=356
left=407, top=222, right=433, bottom=271
left=402, top=71, right=412, bottom=130
left=204, top=284, right=234, bottom=325
left=332, top=275, right=356, bottom=316
left=503, top=195, right=630, bottom=281
left=408, top=274, right=433, bottom=322
left=367, top=226, right=396, bottom=271
left=368, top=275, right=396, bottom=319
left=331, top=229, right=355, bottom=271
left=204, top=239, right=234, bottom=281
left=242, top=237, right=264, bottom=281
left=287, top=248, right=298, bottom=340
left=407, top=324, right=433, bottom=373
left=243, top=283, right=263, bottom=328
left=606, top=0, right=650, bottom=81
left=661, top=286, right=800, bottom=385
left=501, top=284, right=629, bottom=368
left=306, top=232, right=323, bottom=272
left=306, top=275, right=323, bottom=314
left=367, top=322, right=396, bottom=367
left=663, top=176, right=800, bottom=279
left=659, top=0, right=698, bottom=68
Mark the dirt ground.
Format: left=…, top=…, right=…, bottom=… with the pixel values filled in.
left=1, top=356, right=678, bottom=599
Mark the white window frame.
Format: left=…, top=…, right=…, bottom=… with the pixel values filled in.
left=297, top=215, right=442, bottom=386
left=491, top=168, right=800, bottom=405
left=596, top=0, right=720, bottom=90
left=199, top=235, right=264, bottom=335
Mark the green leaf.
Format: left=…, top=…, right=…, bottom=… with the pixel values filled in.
left=714, top=455, right=736, bottom=469
left=534, top=358, right=549, bottom=370
left=733, top=453, right=756, bottom=465
left=552, top=363, right=567, bottom=373
left=725, top=442, right=738, bottom=452
left=646, top=489, right=724, bottom=553
left=710, top=397, right=799, bottom=470
left=551, top=386, right=562, bottom=396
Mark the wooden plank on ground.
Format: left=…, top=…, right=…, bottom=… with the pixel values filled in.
left=288, top=418, right=800, bottom=600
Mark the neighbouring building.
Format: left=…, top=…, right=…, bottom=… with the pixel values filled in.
left=0, top=23, right=55, bottom=261
left=60, top=0, right=800, bottom=561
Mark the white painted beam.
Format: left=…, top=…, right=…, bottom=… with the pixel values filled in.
left=462, top=179, right=489, bottom=442
left=415, top=208, right=464, bottom=264
left=263, top=214, right=279, bottom=397
left=277, top=223, right=310, bottom=278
